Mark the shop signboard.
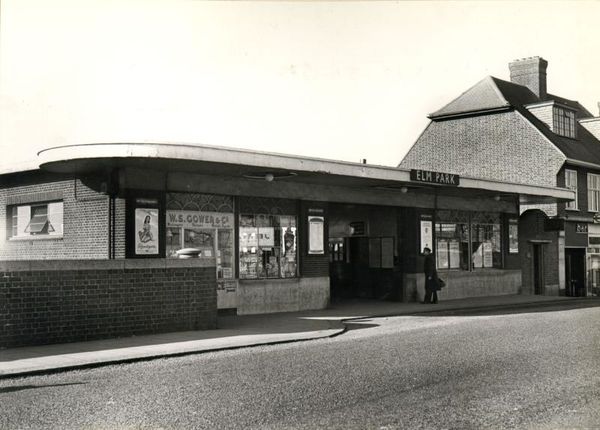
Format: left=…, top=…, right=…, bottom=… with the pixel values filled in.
left=167, top=210, right=234, bottom=229
left=135, top=208, right=159, bottom=255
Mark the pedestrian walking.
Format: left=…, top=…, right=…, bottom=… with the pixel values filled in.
left=422, top=247, right=438, bottom=304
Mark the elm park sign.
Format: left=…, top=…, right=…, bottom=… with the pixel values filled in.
left=410, top=169, right=460, bottom=186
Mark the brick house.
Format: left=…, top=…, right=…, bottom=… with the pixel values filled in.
left=400, top=56, right=600, bottom=297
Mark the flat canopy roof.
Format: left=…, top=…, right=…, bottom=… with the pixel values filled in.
left=35, top=142, right=574, bottom=205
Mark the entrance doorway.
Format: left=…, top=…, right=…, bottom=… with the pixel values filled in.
left=565, top=248, right=586, bottom=297
left=328, top=203, right=401, bottom=302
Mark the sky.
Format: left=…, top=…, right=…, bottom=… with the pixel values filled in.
left=1, top=0, right=600, bottom=172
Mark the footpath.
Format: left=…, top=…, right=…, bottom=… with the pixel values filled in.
left=1, top=294, right=597, bottom=379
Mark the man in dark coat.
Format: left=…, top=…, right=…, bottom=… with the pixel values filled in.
left=422, top=247, right=438, bottom=304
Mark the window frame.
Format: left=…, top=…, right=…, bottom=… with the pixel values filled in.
left=564, top=169, right=578, bottom=210
left=588, top=173, right=600, bottom=213
left=6, top=200, right=64, bottom=240
left=553, top=107, right=577, bottom=138
left=238, top=213, right=298, bottom=280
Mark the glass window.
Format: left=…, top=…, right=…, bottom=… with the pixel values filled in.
left=165, top=208, right=235, bottom=280
left=8, top=201, right=63, bottom=238
left=435, top=211, right=503, bottom=270
left=588, top=173, right=600, bottom=212
left=471, top=223, right=502, bottom=269
left=239, top=214, right=297, bottom=279
left=435, top=223, right=469, bottom=270
left=565, top=169, right=578, bottom=210
left=553, top=107, right=576, bottom=138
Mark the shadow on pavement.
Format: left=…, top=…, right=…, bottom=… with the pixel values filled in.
left=0, top=382, right=87, bottom=393
left=410, top=300, right=600, bottom=317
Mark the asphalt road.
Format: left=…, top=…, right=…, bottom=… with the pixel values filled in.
left=1, top=303, right=599, bottom=429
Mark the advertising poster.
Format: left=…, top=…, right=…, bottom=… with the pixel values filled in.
left=509, top=220, right=518, bottom=253
left=135, top=208, right=159, bottom=255
left=258, top=227, right=275, bottom=247
left=483, top=242, right=493, bottom=268
left=309, top=216, right=325, bottom=254
left=420, top=220, right=433, bottom=253
left=437, top=239, right=449, bottom=269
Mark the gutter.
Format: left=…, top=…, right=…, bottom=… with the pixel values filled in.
left=565, top=158, right=600, bottom=171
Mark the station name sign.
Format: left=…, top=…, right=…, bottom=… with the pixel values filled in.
left=410, top=169, right=460, bottom=186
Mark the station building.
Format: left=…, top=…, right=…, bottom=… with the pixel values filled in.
left=0, top=142, right=572, bottom=347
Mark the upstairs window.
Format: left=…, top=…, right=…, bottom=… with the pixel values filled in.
left=588, top=174, right=600, bottom=212
left=7, top=201, right=64, bottom=239
left=565, top=169, right=578, bottom=210
left=553, top=107, right=576, bottom=138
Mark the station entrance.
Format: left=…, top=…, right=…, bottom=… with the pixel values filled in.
left=328, top=203, right=402, bottom=301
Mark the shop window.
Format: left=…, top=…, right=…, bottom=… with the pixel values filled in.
left=435, top=210, right=502, bottom=270
left=564, top=169, right=578, bottom=210
left=435, top=223, right=469, bottom=270
left=239, top=214, right=297, bottom=279
left=588, top=173, right=600, bottom=212
left=7, top=201, right=63, bottom=239
left=166, top=193, right=235, bottom=279
left=471, top=223, right=502, bottom=268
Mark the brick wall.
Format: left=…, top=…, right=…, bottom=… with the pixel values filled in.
left=0, top=176, right=113, bottom=260
left=400, top=110, right=566, bottom=188
left=527, top=105, right=554, bottom=131
left=0, top=259, right=217, bottom=348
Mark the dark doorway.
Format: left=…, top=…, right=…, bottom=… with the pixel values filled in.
left=532, top=244, right=544, bottom=295
left=565, top=248, right=586, bottom=297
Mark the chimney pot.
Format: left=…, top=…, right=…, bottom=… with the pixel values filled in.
left=508, top=56, right=548, bottom=100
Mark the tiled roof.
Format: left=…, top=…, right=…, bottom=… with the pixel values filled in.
left=429, top=75, right=600, bottom=165
left=429, top=76, right=510, bottom=118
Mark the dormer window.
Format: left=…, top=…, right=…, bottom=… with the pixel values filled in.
left=553, top=107, right=576, bottom=138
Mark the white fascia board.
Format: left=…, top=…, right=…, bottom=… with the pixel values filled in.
left=37, top=142, right=573, bottom=200
left=38, top=142, right=413, bottom=182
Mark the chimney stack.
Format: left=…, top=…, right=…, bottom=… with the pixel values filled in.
left=508, top=56, right=548, bottom=100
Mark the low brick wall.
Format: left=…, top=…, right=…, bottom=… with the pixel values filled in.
left=0, top=259, right=217, bottom=348
left=404, top=269, right=522, bottom=302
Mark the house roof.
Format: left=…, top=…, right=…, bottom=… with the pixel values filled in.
left=429, top=76, right=600, bottom=166
left=429, top=76, right=510, bottom=118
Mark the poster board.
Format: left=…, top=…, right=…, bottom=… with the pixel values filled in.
left=308, top=216, right=324, bottom=254
left=449, top=240, right=460, bottom=269
left=483, top=242, right=493, bottom=268
left=420, top=220, right=433, bottom=253
left=437, top=239, right=449, bottom=269
left=135, top=208, right=159, bottom=255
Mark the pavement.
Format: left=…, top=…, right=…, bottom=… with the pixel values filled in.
left=0, top=294, right=597, bottom=379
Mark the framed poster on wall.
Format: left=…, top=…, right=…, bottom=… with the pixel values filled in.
left=135, top=208, right=160, bottom=255
left=420, top=219, right=433, bottom=253
left=308, top=216, right=325, bottom=254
